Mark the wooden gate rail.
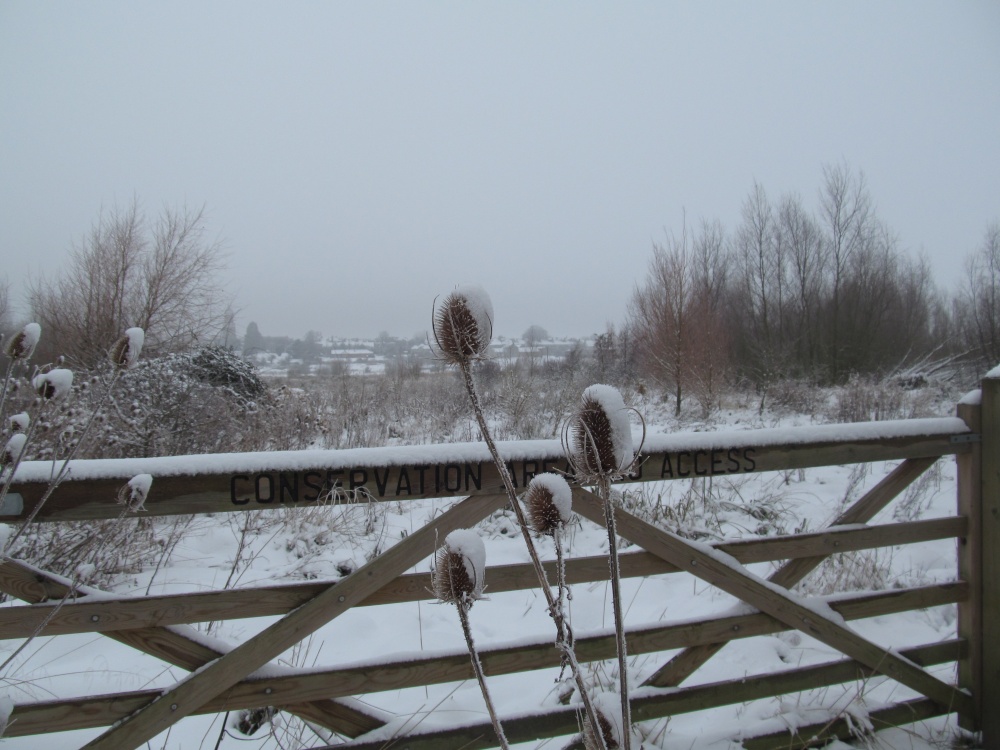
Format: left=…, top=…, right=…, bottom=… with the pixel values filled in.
left=311, top=641, right=965, bottom=750
left=3, top=417, right=972, bottom=522
left=1, top=586, right=967, bottom=739
left=0, top=391, right=991, bottom=748
left=0, top=515, right=965, bottom=640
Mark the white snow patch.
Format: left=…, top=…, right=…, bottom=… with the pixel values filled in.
left=958, top=388, right=981, bottom=406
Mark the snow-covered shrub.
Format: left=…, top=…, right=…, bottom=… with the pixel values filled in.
left=22, top=347, right=271, bottom=460
left=5, top=517, right=162, bottom=589
left=830, top=374, right=940, bottom=423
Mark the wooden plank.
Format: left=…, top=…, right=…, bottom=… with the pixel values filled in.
left=980, top=372, right=1000, bottom=748
left=0, top=516, right=965, bottom=639
left=573, top=489, right=974, bottom=717
left=3, top=583, right=965, bottom=737
left=0, top=558, right=386, bottom=739
left=956, top=397, right=982, bottom=731
left=646, top=456, right=938, bottom=688
left=319, top=641, right=963, bottom=750
left=81, top=492, right=509, bottom=750
left=740, top=697, right=946, bottom=749
left=4, top=421, right=968, bottom=521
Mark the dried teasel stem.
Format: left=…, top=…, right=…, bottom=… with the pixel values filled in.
left=564, top=385, right=645, bottom=750
left=433, top=530, right=509, bottom=750
left=523, top=474, right=574, bottom=665
left=432, top=288, right=608, bottom=750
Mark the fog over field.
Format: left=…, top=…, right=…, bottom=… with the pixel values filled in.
left=1, top=3, right=998, bottom=339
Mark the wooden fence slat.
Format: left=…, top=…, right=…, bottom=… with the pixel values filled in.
left=317, top=641, right=963, bottom=750
left=80, top=492, right=508, bottom=750
left=0, top=558, right=386, bottom=738
left=957, top=396, right=982, bottom=731
left=739, top=697, right=946, bottom=750
left=0, top=516, right=965, bottom=639
left=645, top=456, right=938, bottom=688
left=573, top=488, right=974, bottom=718
left=2, top=584, right=965, bottom=738
left=979, top=372, right=1000, bottom=748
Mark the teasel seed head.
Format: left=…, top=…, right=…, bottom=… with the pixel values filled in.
left=523, top=473, right=573, bottom=536
left=1, top=433, right=27, bottom=471
left=117, top=473, right=153, bottom=512
left=433, top=528, right=486, bottom=606
left=4, top=323, right=41, bottom=361
left=565, top=385, right=635, bottom=480
left=109, top=327, right=145, bottom=370
left=431, top=285, right=494, bottom=365
left=8, top=412, right=29, bottom=433
left=32, top=368, right=74, bottom=400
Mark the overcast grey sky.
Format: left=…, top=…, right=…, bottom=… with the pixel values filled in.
left=2, top=2, right=998, bottom=340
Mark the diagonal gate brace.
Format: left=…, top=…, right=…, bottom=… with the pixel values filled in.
left=646, top=456, right=940, bottom=688
left=572, top=487, right=973, bottom=718
left=74, top=491, right=508, bottom=749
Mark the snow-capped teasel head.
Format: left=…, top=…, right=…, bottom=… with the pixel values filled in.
left=433, top=528, right=486, bottom=605
left=4, top=322, right=41, bottom=361
left=2, top=433, right=27, bottom=470
left=564, top=384, right=642, bottom=480
left=431, top=285, right=494, bottom=365
left=109, top=327, right=145, bottom=370
left=8, top=412, right=29, bottom=433
left=523, top=473, right=573, bottom=536
left=32, top=368, right=74, bottom=400
left=117, top=473, right=153, bottom=512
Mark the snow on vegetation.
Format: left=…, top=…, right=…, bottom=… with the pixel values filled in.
left=31, top=367, right=74, bottom=400
left=0, top=348, right=974, bottom=748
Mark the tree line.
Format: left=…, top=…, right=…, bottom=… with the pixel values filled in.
left=628, top=162, right=999, bottom=413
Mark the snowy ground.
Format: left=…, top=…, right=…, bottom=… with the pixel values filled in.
left=0, top=396, right=974, bottom=749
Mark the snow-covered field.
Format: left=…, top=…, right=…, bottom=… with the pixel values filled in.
left=0, top=392, right=973, bottom=749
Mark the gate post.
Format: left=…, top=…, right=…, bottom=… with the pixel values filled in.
left=975, top=369, right=1000, bottom=745
left=956, top=388, right=982, bottom=732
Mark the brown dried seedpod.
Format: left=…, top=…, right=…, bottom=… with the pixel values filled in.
left=4, top=323, right=41, bottom=361
left=432, top=286, right=494, bottom=365
left=523, top=473, right=573, bottom=536
left=565, top=385, right=634, bottom=480
left=32, top=368, right=74, bottom=400
left=109, top=327, right=145, bottom=370
left=432, top=529, right=485, bottom=606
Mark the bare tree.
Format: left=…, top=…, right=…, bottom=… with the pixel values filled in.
left=819, top=162, right=875, bottom=381
left=777, top=193, right=826, bottom=375
left=28, top=200, right=232, bottom=367
left=629, top=222, right=730, bottom=415
left=958, top=222, right=1000, bottom=367
left=629, top=230, right=692, bottom=414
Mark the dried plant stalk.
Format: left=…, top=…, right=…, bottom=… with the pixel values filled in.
left=433, top=530, right=509, bottom=749
left=432, top=288, right=608, bottom=750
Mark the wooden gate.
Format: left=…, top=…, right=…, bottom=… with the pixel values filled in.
left=0, top=370, right=996, bottom=749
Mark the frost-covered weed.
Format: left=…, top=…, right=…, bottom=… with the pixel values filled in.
left=621, top=474, right=794, bottom=542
